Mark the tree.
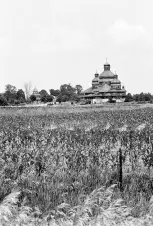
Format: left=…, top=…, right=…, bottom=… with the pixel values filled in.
left=125, top=93, right=133, bottom=102
left=24, top=81, right=32, bottom=100
left=5, top=84, right=17, bottom=93
left=133, top=94, right=139, bottom=102
left=55, top=84, right=81, bottom=103
left=60, top=84, right=76, bottom=101
left=139, top=92, right=146, bottom=102
left=132, top=93, right=151, bottom=102
left=39, top=89, right=48, bottom=102
left=39, top=89, right=48, bottom=97
left=72, top=94, right=81, bottom=102
left=49, top=84, right=83, bottom=103
left=143, top=93, right=152, bottom=101
left=0, top=95, right=8, bottom=106
left=46, top=95, right=53, bottom=102
left=56, top=94, right=68, bottom=103
left=49, top=89, right=60, bottom=97
left=75, top=85, right=83, bottom=95
left=39, top=90, right=53, bottom=102
left=4, top=84, right=17, bottom=104
left=16, top=89, right=25, bottom=103
left=30, top=94, right=36, bottom=102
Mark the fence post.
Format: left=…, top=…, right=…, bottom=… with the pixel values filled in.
left=119, top=148, right=123, bottom=191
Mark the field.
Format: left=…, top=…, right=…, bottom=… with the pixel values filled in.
left=1, top=103, right=153, bottom=225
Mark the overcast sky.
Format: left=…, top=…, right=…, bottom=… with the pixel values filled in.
left=0, top=0, right=153, bottom=94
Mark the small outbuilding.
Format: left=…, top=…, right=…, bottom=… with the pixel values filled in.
left=32, top=88, right=41, bottom=101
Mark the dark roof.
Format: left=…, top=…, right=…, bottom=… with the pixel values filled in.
left=92, top=77, right=99, bottom=82
left=108, top=89, right=126, bottom=93
left=82, top=87, right=93, bottom=94
left=81, top=92, right=126, bottom=98
left=99, top=70, right=114, bottom=78
left=111, top=79, right=121, bottom=84
left=121, top=87, right=126, bottom=92
left=83, top=84, right=126, bottom=94
left=99, top=78, right=120, bottom=83
left=98, top=84, right=110, bottom=92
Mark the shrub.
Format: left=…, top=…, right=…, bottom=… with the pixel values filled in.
left=85, top=100, right=91, bottom=104
left=30, top=94, right=36, bottom=102
left=0, top=95, right=8, bottom=106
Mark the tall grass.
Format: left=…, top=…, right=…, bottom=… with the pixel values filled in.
left=1, top=185, right=153, bottom=225
left=1, top=106, right=153, bottom=224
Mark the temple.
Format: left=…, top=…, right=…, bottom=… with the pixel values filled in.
left=81, top=61, right=126, bottom=103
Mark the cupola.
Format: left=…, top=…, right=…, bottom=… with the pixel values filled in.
left=95, top=71, right=99, bottom=77
left=104, top=60, right=110, bottom=71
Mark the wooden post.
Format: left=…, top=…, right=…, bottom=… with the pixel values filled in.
left=119, top=148, right=123, bottom=191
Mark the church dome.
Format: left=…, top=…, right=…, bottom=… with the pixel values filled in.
left=99, top=61, right=115, bottom=78
left=92, top=77, right=99, bottom=82
left=33, top=87, right=40, bottom=96
left=99, top=70, right=114, bottom=78
left=92, top=72, right=99, bottom=82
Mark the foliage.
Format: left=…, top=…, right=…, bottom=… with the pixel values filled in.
left=59, top=84, right=76, bottom=102
left=3, top=85, right=26, bottom=105
left=125, top=92, right=153, bottom=102
left=45, top=95, right=53, bottom=102
left=50, top=84, right=82, bottom=103
left=75, top=85, right=83, bottom=95
left=0, top=95, right=8, bottom=106
left=125, top=93, right=133, bottom=102
left=16, top=89, right=26, bottom=102
left=30, top=94, right=37, bottom=102
left=4, top=84, right=17, bottom=104
left=5, top=84, right=17, bottom=93
left=1, top=185, right=153, bottom=225
left=39, top=90, right=53, bottom=103
left=49, top=89, right=60, bottom=97
left=39, top=89, right=48, bottom=97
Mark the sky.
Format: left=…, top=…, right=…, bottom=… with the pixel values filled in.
left=0, top=0, right=153, bottom=94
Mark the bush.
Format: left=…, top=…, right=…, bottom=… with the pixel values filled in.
left=125, top=93, right=133, bottom=102
left=14, top=99, right=20, bottom=105
left=30, top=95, right=36, bottom=102
left=85, top=100, right=91, bottom=104
left=0, top=95, right=8, bottom=106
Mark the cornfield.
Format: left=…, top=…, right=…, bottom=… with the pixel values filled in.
left=1, top=105, right=153, bottom=225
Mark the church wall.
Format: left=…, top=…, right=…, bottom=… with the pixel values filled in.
left=116, top=98, right=125, bottom=103
left=92, top=98, right=109, bottom=104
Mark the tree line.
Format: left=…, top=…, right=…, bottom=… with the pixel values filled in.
left=0, top=83, right=83, bottom=106
left=0, top=83, right=152, bottom=106
left=125, top=92, right=153, bottom=103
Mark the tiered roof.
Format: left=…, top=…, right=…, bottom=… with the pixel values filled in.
left=83, top=61, right=126, bottom=95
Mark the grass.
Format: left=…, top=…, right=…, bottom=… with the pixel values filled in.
left=0, top=185, right=153, bottom=225
left=0, top=103, right=153, bottom=225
